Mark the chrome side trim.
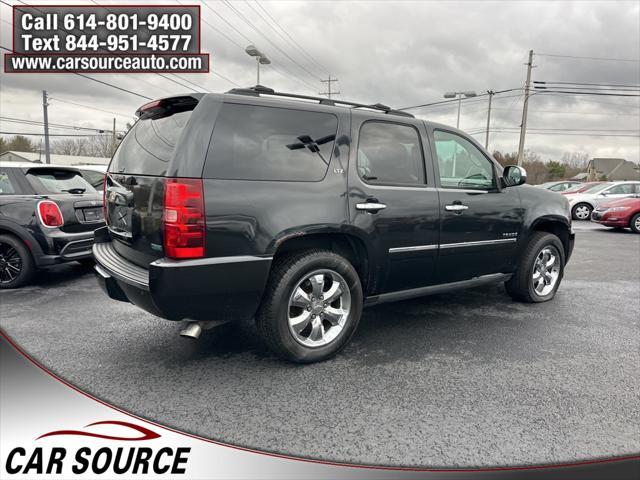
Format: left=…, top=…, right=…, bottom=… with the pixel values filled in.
left=389, top=244, right=438, bottom=253
left=440, top=238, right=517, bottom=249
left=389, top=238, right=517, bottom=254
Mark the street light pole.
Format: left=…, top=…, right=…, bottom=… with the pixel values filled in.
left=517, top=49, right=534, bottom=166
left=42, top=90, right=51, bottom=165
left=485, top=90, right=494, bottom=150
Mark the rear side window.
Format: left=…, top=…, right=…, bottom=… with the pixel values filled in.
left=0, top=171, right=16, bottom=194
left=110, top=109, right=193, bottom=176
left=203, top=103, right=338, bottom=182
left=27, top=169, right=95, bottom=194
left=357, top=121, right=425, bottom=186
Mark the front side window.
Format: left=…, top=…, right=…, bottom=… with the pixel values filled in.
left=434, top=130, right=496, bottom=190
left=204, top=104, right=338, bottom=182
left=0, top=171, right=16, bottom=194
left=357, top=122, right=425, bottom=186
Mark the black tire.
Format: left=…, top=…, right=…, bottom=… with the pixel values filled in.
left=256, top=249, right=363, bottom=363
left=630, top=213, right=640, bottom=234
left=505, top=232, right=565, bottom=303
left=571, top=202, right=592, bottom=221
left=0, top=234, right=35, bottom=289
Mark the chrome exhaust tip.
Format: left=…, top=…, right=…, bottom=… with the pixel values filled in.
left=180, top=322, right=203, bottom=339
left=180, top=320, right=229, bottom=339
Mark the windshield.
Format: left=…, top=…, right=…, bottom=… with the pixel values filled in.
left=564, top=183, right=588, bottom=193
left=582, top=182, right=612, bottom=194
left=27, top=169, right=96, bottom=194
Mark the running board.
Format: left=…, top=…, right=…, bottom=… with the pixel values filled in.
left=364, top=273, right=511, bottom=306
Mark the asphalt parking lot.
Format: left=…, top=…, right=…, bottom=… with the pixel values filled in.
left=1, top=222, right=639, bottom=468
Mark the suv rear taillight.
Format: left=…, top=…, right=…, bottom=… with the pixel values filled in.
left=163, top=178, right=205, bottom=259
left=37, top=200, right=64, bottom=228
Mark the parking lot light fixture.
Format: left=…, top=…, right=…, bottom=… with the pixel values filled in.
left=444, top=90, right=478, bottom=128
left=245, top=45, right=271, bottom=85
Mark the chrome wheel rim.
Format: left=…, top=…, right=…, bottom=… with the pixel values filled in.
left=0, top=242, right=22, bottom=285
left=287, top=269, right=351, bottom=348
left=635, top=216, right=640, bottom=231
left=532, top=246, right=561, bottom=296
left=575, top=205, right=591, bottom=220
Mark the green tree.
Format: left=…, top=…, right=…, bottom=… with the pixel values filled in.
left=547, top=160, right=566, bottom=179
left=0, top=137, right=7, bottom=154
left=7, top=135, right=35, bottom=152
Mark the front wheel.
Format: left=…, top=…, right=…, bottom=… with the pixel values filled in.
left=572, top=203, right=592, bottom=221
left=505, top=232, right=565, bottom=303
left=630, top=213, right=640, bottom=234
left=256, top=250, right=363, bottom=363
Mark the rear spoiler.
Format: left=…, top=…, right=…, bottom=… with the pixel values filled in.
left=22, top=165, right=81, bottom=175
left=135, top=94, right=205, bottom=119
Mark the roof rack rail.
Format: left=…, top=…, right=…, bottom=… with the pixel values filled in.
left=226, top=85, right=414, bottom=118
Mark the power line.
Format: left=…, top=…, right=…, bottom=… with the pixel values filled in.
left=194, top=1, right=315, bottom=91
left=222, top=0, right=322, bottom=82
left=399, top=89, right=523, bottom=111
left=490, top=108, right=639, bottom=116
left=218, top=0, right=321, bottom=92
left=536, top=53, right=640, bottom=63
left=0, top=131, right=111, bottom=137
left=47, top=98, right=134, bottom=119
left=194, top=1, right=319, bottom=93
left=533, top=89, right=640, bottom=97
left=534, top=81, right=640, bottom=89
left=253, top=0, right=329, bottom=75
left=246, top=0, right=327, bottom=78
left=0, top=116, right=118, bottom=133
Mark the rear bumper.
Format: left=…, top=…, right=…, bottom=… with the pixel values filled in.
left=92, top=228, right=272, bottom=322
left=36, top=230, right=96, bottom=266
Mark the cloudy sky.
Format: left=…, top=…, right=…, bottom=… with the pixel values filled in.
left=1, top=0, right=639, bottom=162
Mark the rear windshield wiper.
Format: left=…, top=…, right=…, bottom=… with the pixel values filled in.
left=62, top=188, right=86, bottom=194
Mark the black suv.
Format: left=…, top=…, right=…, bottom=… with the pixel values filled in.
left=94, top=87, right=575, bottom=363
left=0, top=162, right=104, bottom=288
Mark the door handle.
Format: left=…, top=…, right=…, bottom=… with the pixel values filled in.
left=445, top=204, right=469, bottom=212
left=356, top=199, right=387, bottom=213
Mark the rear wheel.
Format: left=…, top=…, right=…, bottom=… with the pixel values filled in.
left=572, top=203, right=592, bottom=221
left=630, top=213, right=640, bottom=234
left=505, top=232, right=565, bottom=303
left=256, top=250, right=363, bottom=363
left=0, top=234, right=35, bottom=289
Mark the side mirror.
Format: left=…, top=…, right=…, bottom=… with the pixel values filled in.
left=503, top=165, right=527, bottom=187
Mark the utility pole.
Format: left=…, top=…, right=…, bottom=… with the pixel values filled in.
left=485, top=90, right=494, bottom=150
left=320, top=75, right=340, bottom=99
left=42, top=90, right=51, bottom=164
left=517, top=50, right=534, bottom=166
left=112, top=118, right=116, bottom=155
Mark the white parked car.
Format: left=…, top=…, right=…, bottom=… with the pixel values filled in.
left=76, top=165, right=107, bottom=191
left=565, top=181, right=640, bottom=220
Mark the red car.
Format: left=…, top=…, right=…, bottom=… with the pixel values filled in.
left=591, top=195, right=640, bottom=233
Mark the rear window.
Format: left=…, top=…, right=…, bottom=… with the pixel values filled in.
left=203, top=103, right=338, bottom=182
left=27, top=169, right=96, bottom=194
left=110, top=109, right=193, bottom=176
